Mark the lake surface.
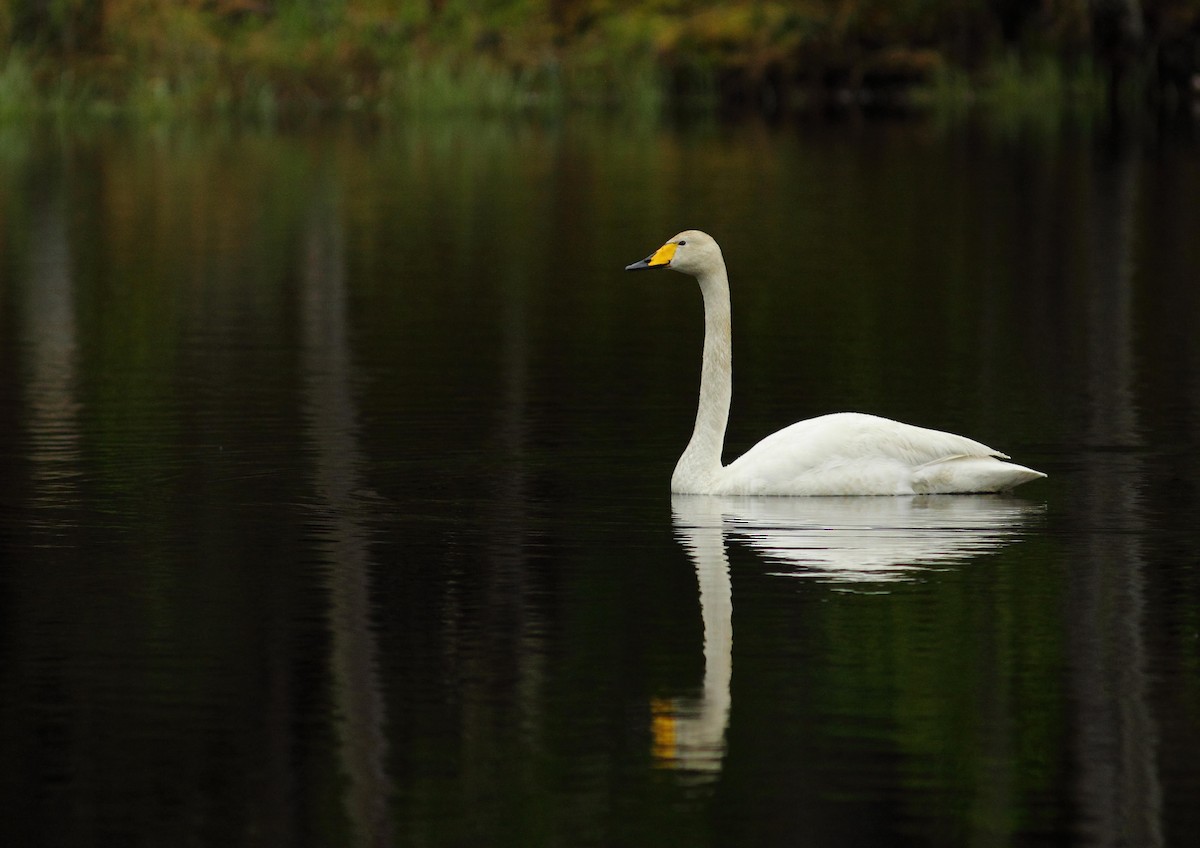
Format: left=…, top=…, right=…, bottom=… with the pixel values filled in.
left=1, top=115, right=1198, bottom=847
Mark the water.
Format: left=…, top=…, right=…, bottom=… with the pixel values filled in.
left=1, top=117, right=1198, bottom=847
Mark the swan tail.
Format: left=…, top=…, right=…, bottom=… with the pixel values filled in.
left=913, top=456, right=1046, bottom=494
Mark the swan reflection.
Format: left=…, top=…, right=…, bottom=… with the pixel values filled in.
left=654, top=494, right=1042, bottom=776
left=696, top=494, right=1042, bottom=582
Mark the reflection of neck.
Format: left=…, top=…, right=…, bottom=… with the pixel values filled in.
left=695, top=527, right=732, bottom=728
left=661, top=500, right=733, bottom=773
left=673, top=266, right=732, bottom=493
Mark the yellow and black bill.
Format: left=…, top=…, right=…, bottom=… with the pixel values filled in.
left=625, top=241, right=677, bottom=271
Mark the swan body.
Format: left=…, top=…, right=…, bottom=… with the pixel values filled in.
left=625, top=230, right=1046, bottom=496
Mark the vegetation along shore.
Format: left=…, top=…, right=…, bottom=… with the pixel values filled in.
left=2, top=1, right=1199, bottom=121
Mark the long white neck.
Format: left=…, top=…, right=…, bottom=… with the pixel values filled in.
left=672, top=264, right=732, bottom=493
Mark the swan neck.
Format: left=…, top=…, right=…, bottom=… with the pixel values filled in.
left=673, top=266, right=732, bottom=492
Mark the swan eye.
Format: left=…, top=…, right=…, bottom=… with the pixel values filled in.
left=678, top=240, right=687, bottom=246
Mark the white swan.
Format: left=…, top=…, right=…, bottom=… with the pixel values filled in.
left=625, top=230, right=1046, bottom=496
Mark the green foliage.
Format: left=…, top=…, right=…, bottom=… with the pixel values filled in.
left=914, top=50, right=1107, bottom=134
left=0, top=0, right=1196, bottom=122
left=0, top=52, right=38, bottom=121
left=980, top=52, right=1106, bottom=130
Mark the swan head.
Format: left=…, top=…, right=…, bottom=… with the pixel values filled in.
left=625, top=230, right=723, bottom=278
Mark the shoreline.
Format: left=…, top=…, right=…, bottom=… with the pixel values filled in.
left=3, top=3, right=1198, bottom=125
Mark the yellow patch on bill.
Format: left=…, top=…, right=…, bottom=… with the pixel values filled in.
left=647, top=242, right=678, bottom=266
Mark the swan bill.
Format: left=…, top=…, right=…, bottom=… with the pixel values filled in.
left=625, top=242, right=677, bottom=271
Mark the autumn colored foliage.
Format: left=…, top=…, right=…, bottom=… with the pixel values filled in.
left=1, top=1, right=1198, bottom=115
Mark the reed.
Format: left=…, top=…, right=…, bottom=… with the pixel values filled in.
left=380, top=55, right=562, bottom=116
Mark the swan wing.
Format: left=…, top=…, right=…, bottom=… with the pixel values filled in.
left=720, top=412, right=1041, bottom=495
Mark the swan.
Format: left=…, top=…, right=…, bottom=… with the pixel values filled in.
left=625, top=230, right=1046, bottom=496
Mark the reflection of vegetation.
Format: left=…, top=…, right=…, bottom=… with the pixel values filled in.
left=3, top=108, right=1200, bottom=844
left=1, top=1, right=1197, bottom=121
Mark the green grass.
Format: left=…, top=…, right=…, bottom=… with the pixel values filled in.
left=982, top=53, right=1105, bottom=126
left=0, top=32, right=1121, bottom=129
left=914, top=53, right=1107, bottom=134
left=0, top=53, right=38, bottom=122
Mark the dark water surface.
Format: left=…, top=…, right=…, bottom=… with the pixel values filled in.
left=1, top=118, right=1198, bottom=847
